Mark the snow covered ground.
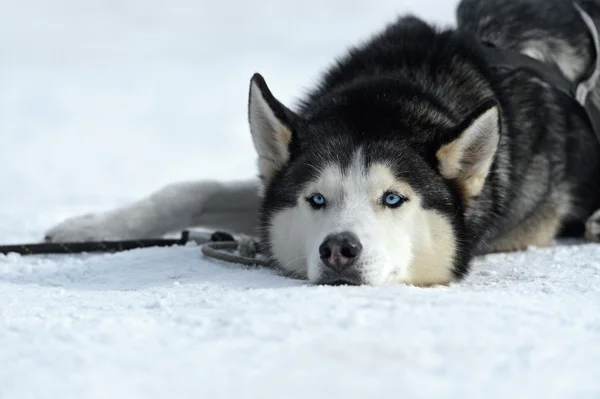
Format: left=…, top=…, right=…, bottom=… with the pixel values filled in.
left=1, top=0, right=599, bottom=398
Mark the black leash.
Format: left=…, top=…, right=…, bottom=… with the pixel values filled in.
left=480, top=1, right=600, bottom=143
left=0, top=229, right=268, bottom=268
left=0, top=230, right=236, bottom=256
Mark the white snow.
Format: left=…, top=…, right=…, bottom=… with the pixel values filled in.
left=1, top=0, right=599, bottom=398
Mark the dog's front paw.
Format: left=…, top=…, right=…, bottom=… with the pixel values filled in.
left=585, top=209, right=600, bottom=242
left=44, top=213, right=132, bottom=243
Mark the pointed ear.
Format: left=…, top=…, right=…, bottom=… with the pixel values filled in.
left=248, top=73, right=299, bottom=182
left=436, top=102, right=500, bottom=199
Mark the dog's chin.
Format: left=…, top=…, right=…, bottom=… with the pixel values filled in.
left=309, top=263, right=392, bottom=286
left=315, top=273, right=364, bottom=286
left=306, top=254, right=405, bottom=286
left=306, top=260, right=360, bottom=286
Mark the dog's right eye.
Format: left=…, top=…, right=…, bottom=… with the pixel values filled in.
left=307, top=193, right=326, bottom=210
left=381, top=191, right=407, bottom=209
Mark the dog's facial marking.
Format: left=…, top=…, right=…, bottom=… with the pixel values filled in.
left=406, top=207, right=457, bottom=286
left=268, top=150, right=458, bottom=286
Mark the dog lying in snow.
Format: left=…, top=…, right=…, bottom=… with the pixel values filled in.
left=46, top=0, right=600, bottom=286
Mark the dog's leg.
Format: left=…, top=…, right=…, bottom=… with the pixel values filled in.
left=484, top=198, right=566, bottom=253
left=585, top=209, right=600, bottom=242
left=44, top=179, right=261, bottom=242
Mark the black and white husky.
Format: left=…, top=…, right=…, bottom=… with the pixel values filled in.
left=46, top=0, right=600, bottom=286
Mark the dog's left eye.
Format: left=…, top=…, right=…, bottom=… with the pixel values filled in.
left=382, top=192, right=407, bottom=208
left=307, top=193, right=327, bottom=210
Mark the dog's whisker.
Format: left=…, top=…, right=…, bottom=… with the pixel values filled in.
left=282, top=255, right=308, bottom=270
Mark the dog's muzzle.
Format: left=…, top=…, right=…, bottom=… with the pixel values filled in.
left=317, top=232, right=364, bottom=285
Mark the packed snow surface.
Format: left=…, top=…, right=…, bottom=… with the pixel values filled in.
left=1, top=1, right=599, bottom=398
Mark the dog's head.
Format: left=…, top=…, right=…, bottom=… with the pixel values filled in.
left=248, top=73, right=499, bottom=286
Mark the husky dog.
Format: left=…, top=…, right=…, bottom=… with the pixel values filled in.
left=46, top=0, right=600, bottom=286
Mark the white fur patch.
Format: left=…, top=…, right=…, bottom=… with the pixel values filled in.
left=268, top=150, right=457, bottom=286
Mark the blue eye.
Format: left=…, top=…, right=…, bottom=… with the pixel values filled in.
left=307, top=193, right=326, bottom=209
left=383, top=192, right=406, bottom=208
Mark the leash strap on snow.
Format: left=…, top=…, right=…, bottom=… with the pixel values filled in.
left=0, top=231, right=197, bottom=255
left=201, top=240, right=271, bottom=267
left=0, top=229, right=269, bottom=268
left=0, top=231, right=192, bottom=255
left=480, top=1, right=600, bottom=144
left=0, top=230, right=231, bottom=256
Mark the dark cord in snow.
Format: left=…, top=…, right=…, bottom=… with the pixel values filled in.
left=0, top=230, right=269, bottom=268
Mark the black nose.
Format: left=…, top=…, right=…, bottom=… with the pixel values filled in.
left=319, top=232, right=363, bottom=272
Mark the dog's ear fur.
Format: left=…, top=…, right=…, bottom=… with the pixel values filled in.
left=436, top=102, right=500, bottom=199
left=248, top=73, right=299, bottom=183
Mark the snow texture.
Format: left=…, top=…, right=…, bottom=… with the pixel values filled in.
left=1, top=1, right=599, bottom=398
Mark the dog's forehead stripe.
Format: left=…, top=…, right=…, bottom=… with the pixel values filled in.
left=309, top=149, right=415, bottom=203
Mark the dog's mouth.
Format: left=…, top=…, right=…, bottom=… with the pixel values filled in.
left=326, top=279, right=356, bottom=286
left=316, top=273, right=364, bottom=286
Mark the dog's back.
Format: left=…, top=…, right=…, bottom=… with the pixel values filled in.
left=458, top=0, right=599, bottom=86
left=453, top=0, right=600, bottom=250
